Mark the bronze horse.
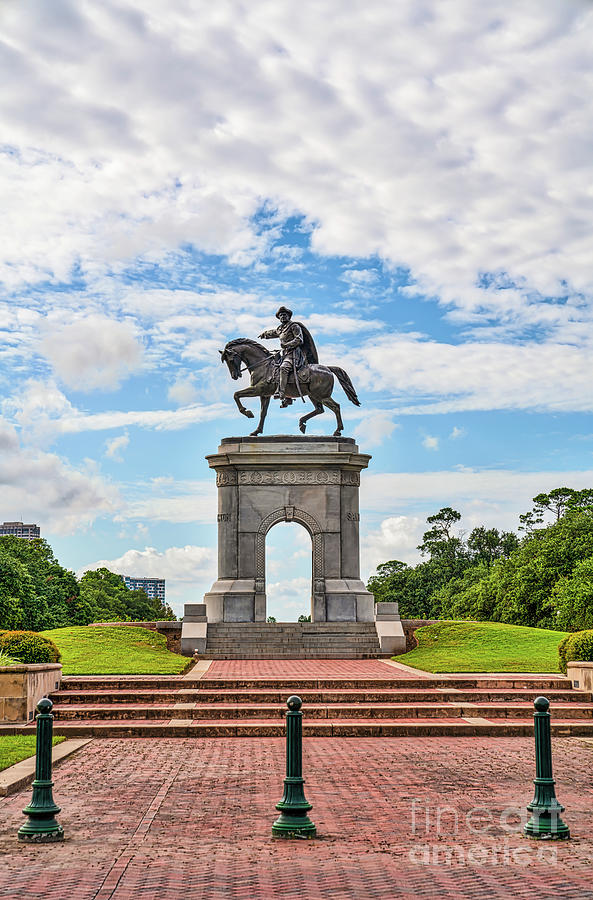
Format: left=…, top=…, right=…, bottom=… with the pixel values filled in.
left=220, top=338, right=361, bottom=436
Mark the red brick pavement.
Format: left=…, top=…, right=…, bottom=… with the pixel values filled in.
left=202, top=659, right=419, bottom=679
left=1, top=735, right=592, bottom=898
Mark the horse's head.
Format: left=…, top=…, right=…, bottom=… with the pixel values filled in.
left=220, top=344, right=242, bottom=380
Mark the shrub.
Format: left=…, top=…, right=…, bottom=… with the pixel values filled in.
left=0, top=650, right=20, bottom=666
left=0, top=630, right=61, bottom=664
left=558, top=629, right=593, bottom=674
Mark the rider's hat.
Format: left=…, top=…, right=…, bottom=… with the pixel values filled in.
left=275, top=306, right=293, bottom=319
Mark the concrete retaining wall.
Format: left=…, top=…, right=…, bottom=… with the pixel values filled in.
left=0, top=664, right=63, bottom=723
left=567, top=661, right=593, bottom=691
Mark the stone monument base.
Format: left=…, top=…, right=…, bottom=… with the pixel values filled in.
left=203, top=436, right=374, bottom=623
left=179, top=601, right=406, bottom=658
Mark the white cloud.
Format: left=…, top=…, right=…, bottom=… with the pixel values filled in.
left=305, top=313, right=384, bottom=335
left=167, top=377, right=198, bottom=406
left=360, top=466, right=593, bottom=576
left=340, top=268, right=379, bottom=286
left=0, top=0, right=591, bottom=341
left=40, top=315, right=143, bottom=391
left=80, top=544, right=217, bottom=600
left=104, top=432, right=129, bottom=461
left=348, top=334, right=593, bottom=413
left=361, top=467, right=593, bottom=533
left=422, top=435, right=439, bottom=451
left=0, top=416, right=118, bottom=533
left=119, top=479, right=217, bottom=524
left=450, top=426, right=465, bottom=440
left=362, top=515, right=424, bottom=576
left=353, top=411, right=398, bottom=448
left=4, top=379, right=229, bottom=438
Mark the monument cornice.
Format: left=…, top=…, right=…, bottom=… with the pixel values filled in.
left=206, top=450, right=371, bottom=471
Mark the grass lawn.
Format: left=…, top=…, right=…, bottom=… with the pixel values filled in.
left=397, top=621, right=569, bottom=673
left=40, top=626, right=189, bottom=675
left=0, top=735, right=66, bottom=772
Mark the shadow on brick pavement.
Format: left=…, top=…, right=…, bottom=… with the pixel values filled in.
left=0, top=736, right=592, bottom=899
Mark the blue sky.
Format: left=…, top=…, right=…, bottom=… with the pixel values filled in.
left=1, top=0, right=593, bottom=619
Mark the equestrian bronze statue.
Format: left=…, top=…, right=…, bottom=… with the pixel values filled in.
left=220, top=306, right=361, bottom=436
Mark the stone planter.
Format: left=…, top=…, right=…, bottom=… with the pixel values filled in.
left=566, top=661, right=593, bottom=691
left=0, top=664, right=62, bottom=724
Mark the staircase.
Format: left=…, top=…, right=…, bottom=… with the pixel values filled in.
left=204, top=622, right=383, bottom=658
left=23, top=669, right=593, bottom=738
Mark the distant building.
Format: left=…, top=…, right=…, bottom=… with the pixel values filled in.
left=0, top=521, right=41, bottom=540
left=122, top=575, right=166, bottom=602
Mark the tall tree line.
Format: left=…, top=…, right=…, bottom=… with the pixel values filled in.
left=0, top=536, right=175, bottom=631
left=367, top=488, right=593, bottom=632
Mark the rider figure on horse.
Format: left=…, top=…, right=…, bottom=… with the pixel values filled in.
left=258, top=306, right=318, bottom=407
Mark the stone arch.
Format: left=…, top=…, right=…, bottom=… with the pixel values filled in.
left=255, top=507, right=324, bottom=605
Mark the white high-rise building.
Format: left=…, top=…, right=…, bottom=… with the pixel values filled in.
left=0, top=521, right=41, bottom=540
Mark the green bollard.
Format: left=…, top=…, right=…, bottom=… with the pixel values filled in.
left=272, top=695, right=316, bottom=839
left=524, top=696, right=570, bottom=840
left=18, top=698, right=64, bottom=843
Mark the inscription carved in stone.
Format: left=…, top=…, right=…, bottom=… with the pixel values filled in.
left=217, top=513, right=231, bottom=522
left=346, top=512, right=360, bottom=521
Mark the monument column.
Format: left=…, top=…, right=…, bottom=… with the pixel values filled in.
left=203, top=436, right=374, bottom=623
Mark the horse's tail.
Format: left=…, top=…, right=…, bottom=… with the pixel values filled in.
left=328, top=366, right=361, bottom=406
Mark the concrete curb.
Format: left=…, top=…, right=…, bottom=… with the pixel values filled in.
left=182, top=659, right=213, bottom=680
left=0, top=738, right=92, bottom=796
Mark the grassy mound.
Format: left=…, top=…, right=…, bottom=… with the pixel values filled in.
left=397, top=621, right=569, bottom=673
left=40, top=626, right=189, bottom=675
left=0, top=736, right=65, bottom=772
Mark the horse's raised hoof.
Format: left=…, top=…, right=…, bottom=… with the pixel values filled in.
left=299, top=422, right=307, bottom=434
left=242, top=409, right=254, bottom=419
left=333, top=429, right=342, bottom=437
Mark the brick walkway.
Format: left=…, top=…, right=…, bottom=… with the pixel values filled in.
left=202, top=659, right=417, bottom=679
left=1, top=735, right=592, bottom=898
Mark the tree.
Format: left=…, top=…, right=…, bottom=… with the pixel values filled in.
left=0, top=548, right=29, bottom=629
left=0, top=536, right=81, bottom=630
left=79, top=568, right=175, bottom=623
left=519, top=487, right=593, bottom=532
left=552, top=556, right=593, bottom=632
left=367, top=560, right=410, bottom=605
left=417, top=508, right=463, bottom=560
left=466, top=527, right=518, bottom=567
left=454, top=507, right=593, bottom=628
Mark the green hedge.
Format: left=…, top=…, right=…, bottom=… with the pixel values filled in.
left=558, top=629, right=593, bottom=674
left=0, top=630, right=61, bottom=664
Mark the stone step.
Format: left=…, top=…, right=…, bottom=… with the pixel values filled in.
left=204, top=623, right=382, bottom=658
left=49, top=702, right=593, bottom=721
left=205, top=637, right=381, bottom=642
left=50, top=688, right=587, bottom=705
left=60, top=675, right=571, bottom=692
left=206, top=623, right=380, bottom=629
left=5, top=719, right=593, bottom=738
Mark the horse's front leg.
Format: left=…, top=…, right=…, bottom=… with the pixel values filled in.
left=233, top=386, right=257, bottom=419
left=250, top=396, right=270, bottom=436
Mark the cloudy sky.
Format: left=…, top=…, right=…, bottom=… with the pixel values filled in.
left=2, top=0, right=593, bottom=619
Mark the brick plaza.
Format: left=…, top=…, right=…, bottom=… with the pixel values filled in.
left=1, top=731, right=592, bottom=899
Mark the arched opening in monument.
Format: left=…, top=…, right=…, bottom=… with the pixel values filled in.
left=265, top=522, right=312, bottom=622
